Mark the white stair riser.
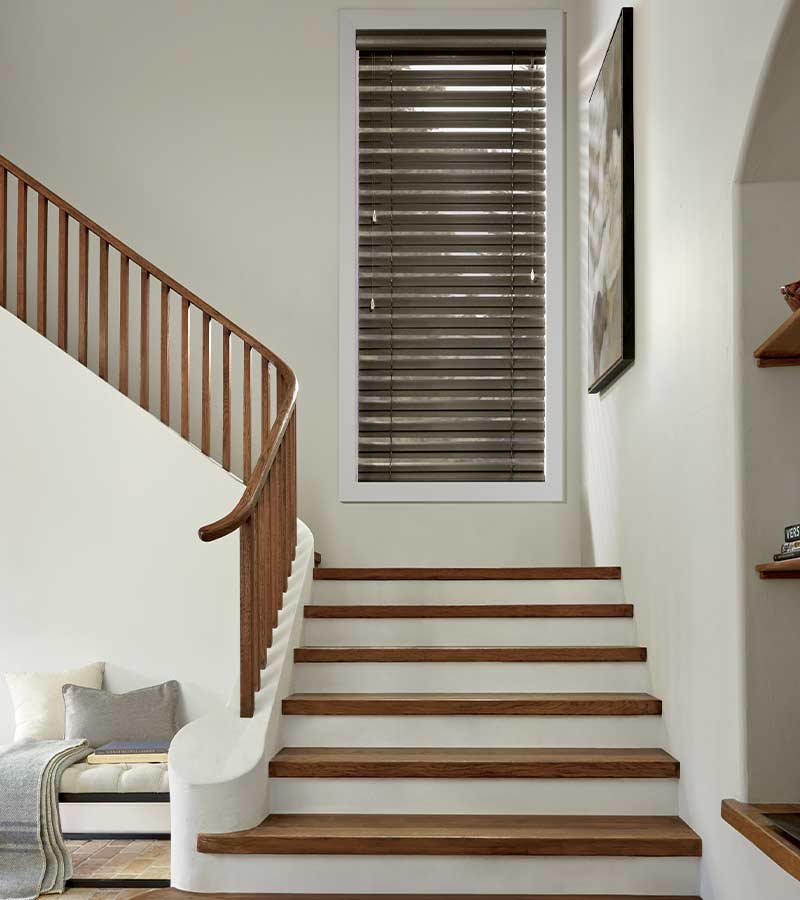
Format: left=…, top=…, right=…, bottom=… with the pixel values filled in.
left=302, top=617, right=636, bottom=647
left=293, top=661, right=650, bottom=693
left=193, top=854, right=700, bottom=896
left=269, top=776, right=678, bottom=816
left=280, top=714, right=666, bottom=748
left=312, top=579, right=626, bottom=605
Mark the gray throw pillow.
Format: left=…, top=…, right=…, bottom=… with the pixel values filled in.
left=62, top=681, right=180, bottom=748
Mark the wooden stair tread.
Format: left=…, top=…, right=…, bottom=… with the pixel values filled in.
left=269, top=747, right=680, bottom=778
left=295, top=646, right=646, bottom=662
left=305, top=604, right=634, bottom=619
left=133, top=890, right=701, bottom=900
left=197, top=813, right=700, bottom=857
left=313, top=567, right=622, bottom=581
left=282, top=692, right=662, bottom=716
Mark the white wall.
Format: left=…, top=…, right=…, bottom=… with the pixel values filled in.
left=0, top=0, right=582, bottom=567
left=577, top=1, right=800, bottom=898
left=0, top=308, right=242, bottom=744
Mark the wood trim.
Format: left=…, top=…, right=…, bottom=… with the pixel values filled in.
left=304, top=604, right=634, bottom=619
left=313, top=567, right=622, bottom=581
left=67, top=878, right=170, bottom=889
left=756, top=356, right=800, bottom=368
left=127, top=891, right=701, bottom=900
left=281, top=693, right=663, bottom=717
left=722, top=799, right=800, bottom=882
left=197, top=813, right=701, bottom=857
left=294, top=646, right=647, bottom=663
left=268, top=747, right=680, bottom=779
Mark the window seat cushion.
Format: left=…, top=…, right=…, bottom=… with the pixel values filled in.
left=60, top=761, right=169, bottom=794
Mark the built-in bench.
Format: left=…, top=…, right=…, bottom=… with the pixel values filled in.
left=60, top=762, right=170, bottom=839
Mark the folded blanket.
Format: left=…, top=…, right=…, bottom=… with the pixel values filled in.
left=0, top=739, right=89, bottom=900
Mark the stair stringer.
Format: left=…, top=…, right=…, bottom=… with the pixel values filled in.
left=169, top=520, right=314, bottom=892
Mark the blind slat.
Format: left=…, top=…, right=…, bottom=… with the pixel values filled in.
left=357, top=31, right=546, bottom=484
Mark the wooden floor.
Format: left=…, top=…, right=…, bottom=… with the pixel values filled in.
left=313, top=567, right=623, bottom=581
left=132, top=892, right=700, bottom=900
left=133, top=892, right=699, bottom=900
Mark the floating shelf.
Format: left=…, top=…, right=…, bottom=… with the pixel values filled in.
left=755, top=558, right=800, bottom=579
left=722, top=799, right=800, bottom=881
left=754, top=306, right=800, bottom=367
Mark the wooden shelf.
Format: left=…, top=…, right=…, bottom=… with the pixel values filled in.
left=755, top=558, right=800, bottom=579
left=722, top=799, right=800, bottom=881
left=754, top=306, right=800, bottom=367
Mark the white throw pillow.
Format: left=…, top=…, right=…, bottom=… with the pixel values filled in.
left=4, top=662, right=105, bottom=741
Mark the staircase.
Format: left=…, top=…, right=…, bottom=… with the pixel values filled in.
left=0, top=153, right=298, bottom=718
left=188, top=567, right=701, bottom=898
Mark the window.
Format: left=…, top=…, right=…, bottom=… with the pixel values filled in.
left=339, top=11, right=564, bottom=502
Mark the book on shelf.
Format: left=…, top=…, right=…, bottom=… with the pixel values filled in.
left=784, top=522, right=800, bottom=543
left=86, top=740, right=170, bottom=765
left=773, top=549, right=800, bottom=563
left=780, top=540, right=800, bottom=554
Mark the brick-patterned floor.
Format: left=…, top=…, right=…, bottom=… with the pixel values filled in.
left=66, top=839, right=170, bottom=880
left=63, top=891, right=155, bottom=900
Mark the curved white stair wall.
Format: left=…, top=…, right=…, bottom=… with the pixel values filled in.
left=169, top=520, right=314, bottom=892
left=0, top=307, right=242, bottom=742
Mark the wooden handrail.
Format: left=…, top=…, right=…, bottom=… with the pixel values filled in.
left=0, top=153, right=298, bottom=717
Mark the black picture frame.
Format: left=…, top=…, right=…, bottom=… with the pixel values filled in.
left=587, top=6, right=634, bottom=394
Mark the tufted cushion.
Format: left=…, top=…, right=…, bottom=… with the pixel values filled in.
left=60, top=761, right=169, bottom=794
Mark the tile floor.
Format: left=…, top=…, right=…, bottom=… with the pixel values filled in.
left=62, top=891, right=155, bottom=900
left=66, top=839, right=170, bottom=881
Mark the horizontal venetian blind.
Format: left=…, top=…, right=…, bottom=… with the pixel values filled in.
left=357, top=30, right=547, bottom=483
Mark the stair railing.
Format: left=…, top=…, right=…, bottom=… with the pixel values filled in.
left=0, top=154, right=296, bottom=717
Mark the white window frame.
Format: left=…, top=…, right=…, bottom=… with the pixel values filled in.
left=338, top=8, right=565, bottom=502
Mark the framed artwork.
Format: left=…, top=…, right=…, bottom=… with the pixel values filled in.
left=588, top=6, right=634, bottom=393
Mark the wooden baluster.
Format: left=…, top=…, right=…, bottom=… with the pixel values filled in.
left=269, top=467, right=280, bottom=630
left=160, top=284, right=170, bottom=424
left=99, top=239, right=109, bottom=379
left=277, top=438, right=287, bottom=596
left=261, top=359, right=270, bottom=454
left=243, top=344, right=252, bottom=479
left=119, top=256, right=129, bottom=395
left=252, top=499, right=262, bottom=686
left=222, top=327, right=231, bottom=470
left=140, top=270, right=150, bottom=410
left=263, top=473, right=274, bottom=645
left=260, top=486, right=271, bottom=660
left=17, top=181, right=27, bottom=320
left=78, top=225, right=88, bottom=364
left=57, top=210, right=68, bottom=350
left=181, top=298, right=190, bottom=439
left=290, top=409, right=297, bottom=555
left=0, top=167, right=6, bottom=308
left=201, top=312, right=211, bottom=454
left=239, top=518, right=255, bottom=718
left=36, top=194, right=47, bottom=335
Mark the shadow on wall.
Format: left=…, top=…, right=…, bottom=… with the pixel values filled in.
left=734, top=0, right=800, bottom=802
